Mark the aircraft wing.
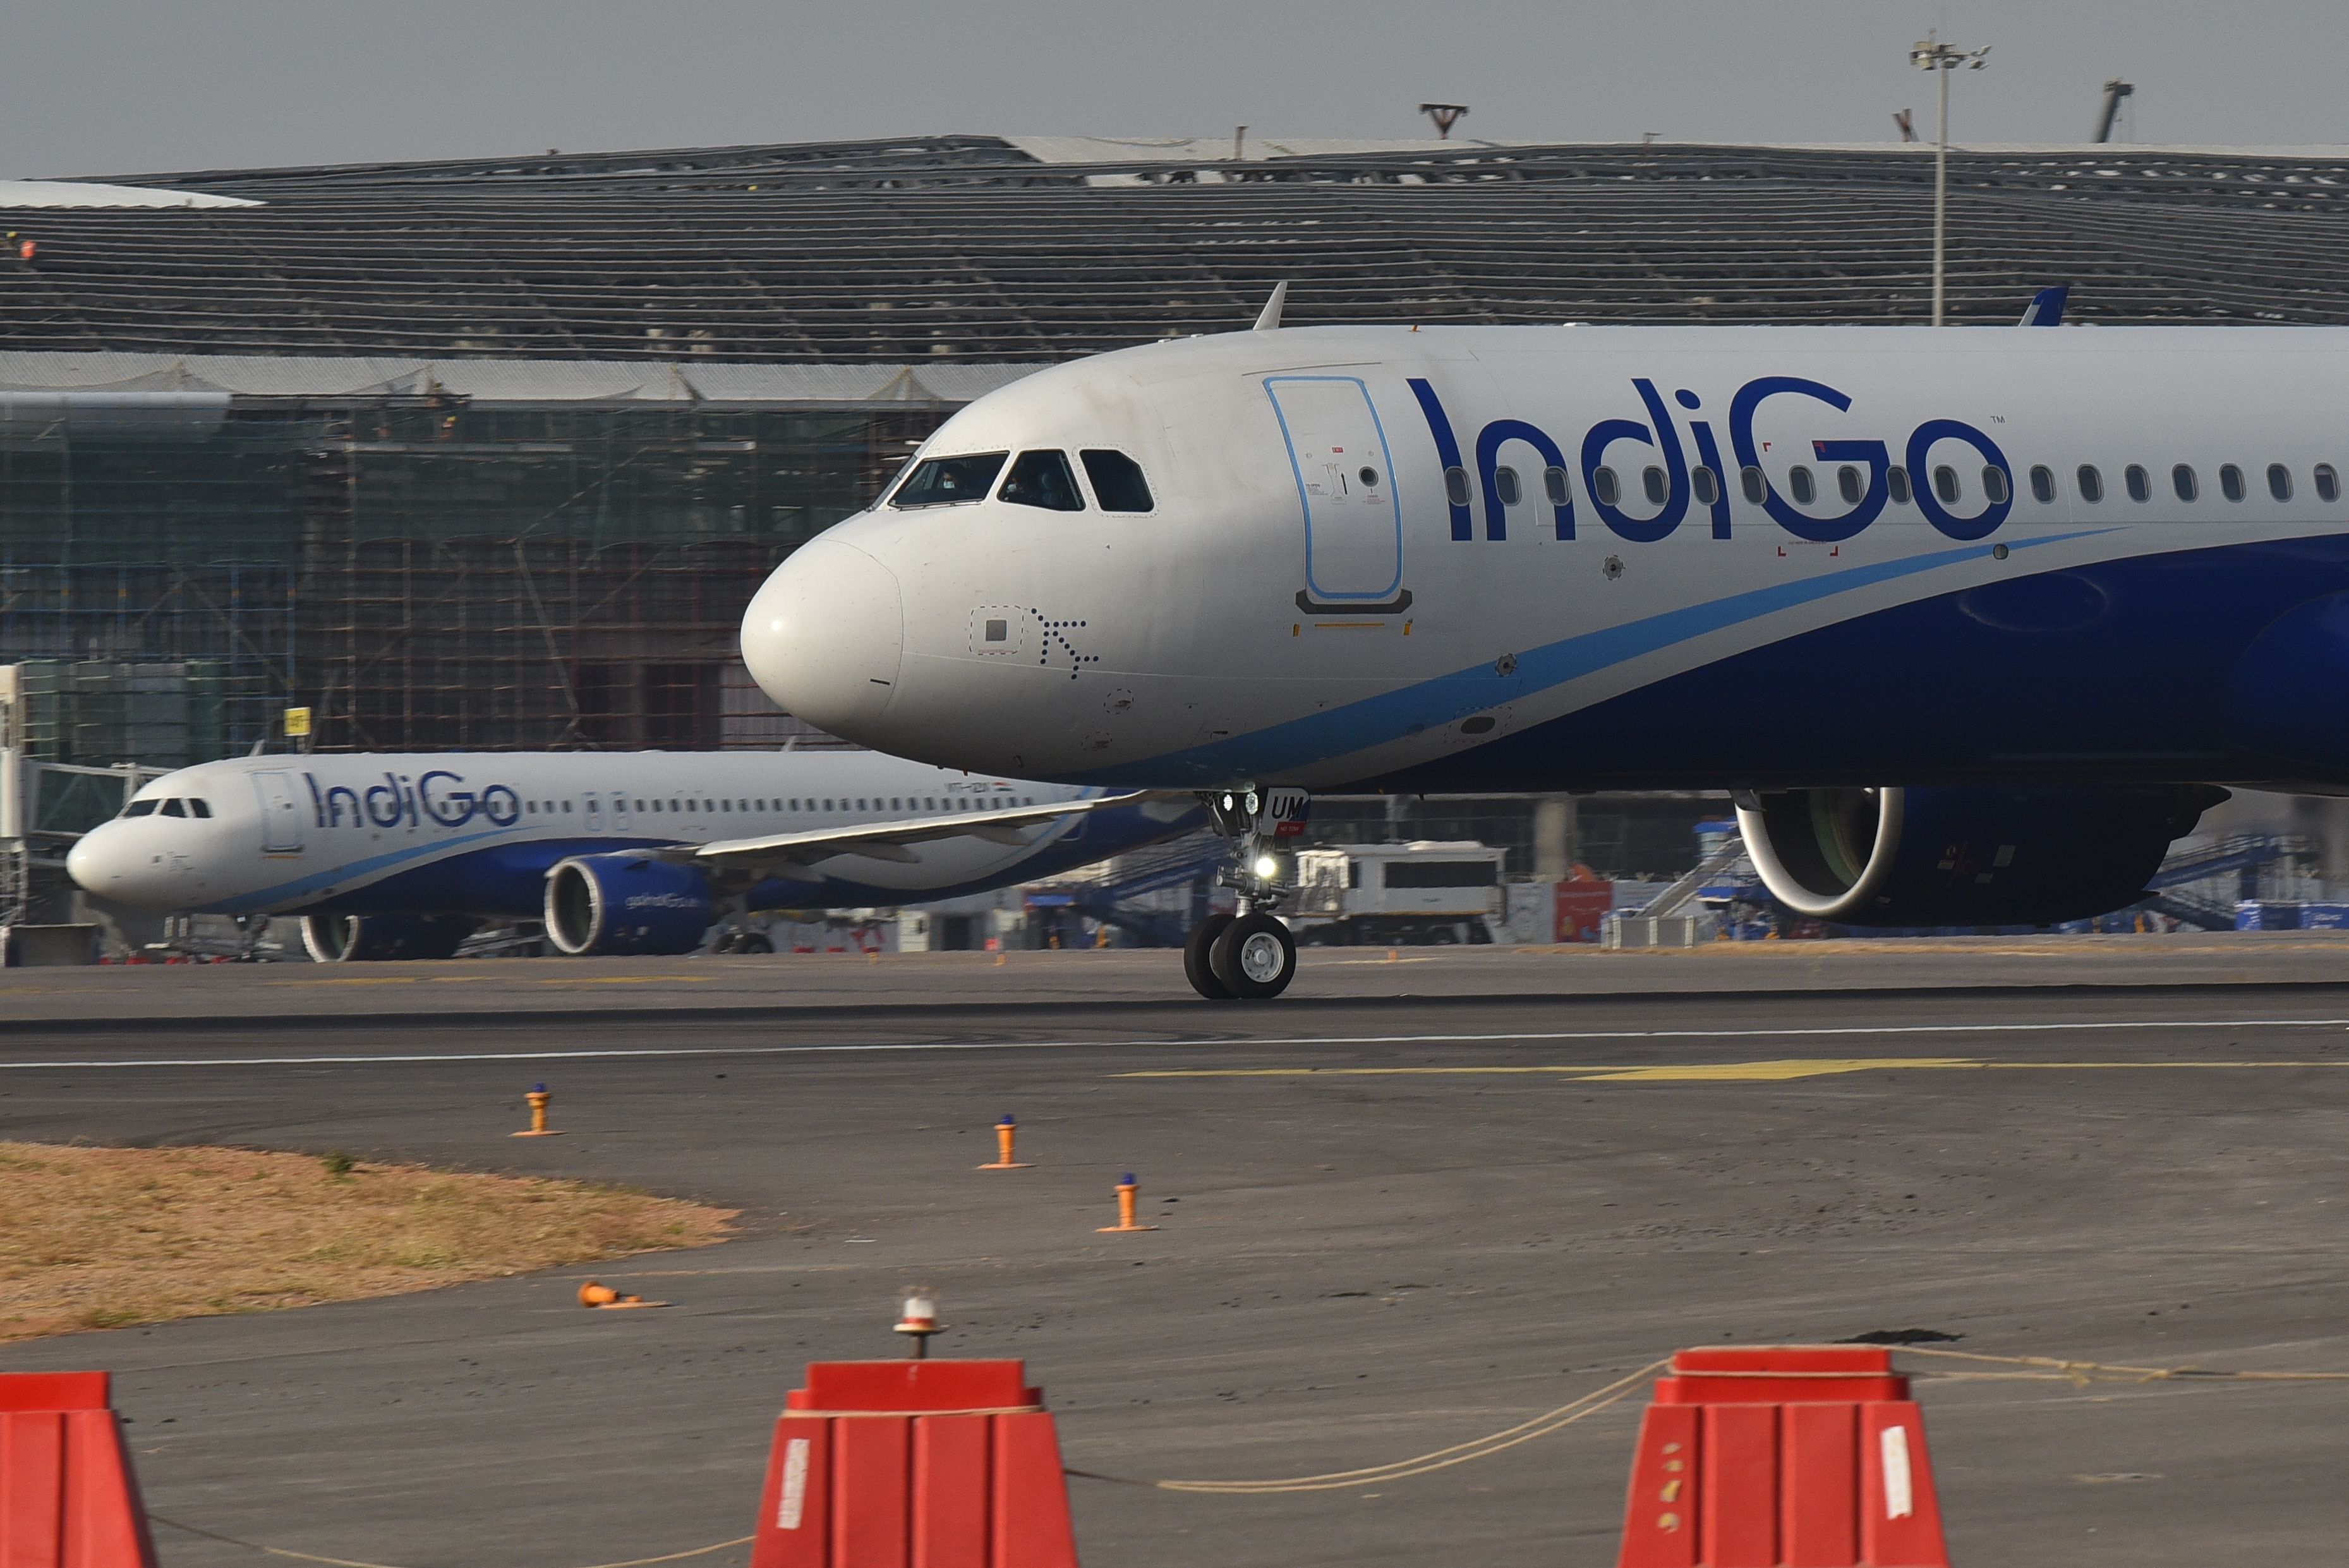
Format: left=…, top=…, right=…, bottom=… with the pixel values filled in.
left=670, top=790, right=1176, bottom=881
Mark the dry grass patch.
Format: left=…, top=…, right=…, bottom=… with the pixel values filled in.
left=0, top=1142, right=735, bottom=1342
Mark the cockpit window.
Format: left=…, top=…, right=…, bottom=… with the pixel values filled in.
left=891, top=452, right=1007, bottom=508
left=998, top=450, right=1085, bottom=512
left=189, top=799, right=212, bottom=818
left=123, top=799, right=158, bottom=818
left=1081, top=450, right=1155, bottom=512
left=160, top=799, right=186, bottom=817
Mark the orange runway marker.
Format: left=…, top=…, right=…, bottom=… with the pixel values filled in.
left=979, top=1114, right=1033, bottom=1170
left=512, top=1083, right=564, bottom=1138
left=1097, top=1173, right=1159, bottom=1233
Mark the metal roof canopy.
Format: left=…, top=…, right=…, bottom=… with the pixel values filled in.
left=8, top=137, right=2349, bottom=363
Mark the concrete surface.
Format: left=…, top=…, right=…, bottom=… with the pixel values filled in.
left=4, top=943, right=2349, bottom=1566
left=8, top=930, right=2349, bottom=1027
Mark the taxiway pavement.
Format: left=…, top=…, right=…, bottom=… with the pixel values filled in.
left=5, top=943, right=2348, bottom=1567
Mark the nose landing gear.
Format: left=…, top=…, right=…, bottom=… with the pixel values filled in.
left=1184, top=787, right=1301, bottom=1001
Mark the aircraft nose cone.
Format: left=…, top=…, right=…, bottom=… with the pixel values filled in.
left=64, top=831, right=106, bottom=893
left=742, top=536, right=906, bottom=739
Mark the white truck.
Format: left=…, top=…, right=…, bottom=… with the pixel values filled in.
left=1285, top=840, right=1507, bottom=946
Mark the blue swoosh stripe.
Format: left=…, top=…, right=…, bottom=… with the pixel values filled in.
left=217, top=827, right=532, bottom=912
left=1084, top=529, right=2113, bottom=783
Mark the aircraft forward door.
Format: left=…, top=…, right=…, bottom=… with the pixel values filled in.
left=251, top=770, right=303, bottom=854
left=1266, top=376, right=1412, bottom=614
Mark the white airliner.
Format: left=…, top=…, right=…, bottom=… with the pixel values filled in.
left=743, top=300, right=2338, bottom=998
left=66, top=749, right=1200, bottom=960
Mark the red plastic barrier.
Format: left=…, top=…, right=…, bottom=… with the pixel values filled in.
left=0, top=1372, right=159, bottom=1568
left=1615, top=1348, right=1950, bottom=1568
left=749, top=1360, right=1079, bottom=1568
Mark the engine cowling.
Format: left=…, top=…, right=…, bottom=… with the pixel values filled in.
left=301, top=912, right=476, bottom=962
left=543, top=853, right=713, bottom=956
left=1736, top=785, right=2222, bottom=928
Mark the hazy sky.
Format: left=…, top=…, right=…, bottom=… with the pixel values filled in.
left=6, top=1, right=2341, bottom=179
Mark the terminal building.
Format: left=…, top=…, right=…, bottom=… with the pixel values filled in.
left=10, top=135, right=2349, bottom=929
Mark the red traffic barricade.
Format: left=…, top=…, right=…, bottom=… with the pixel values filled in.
left=750, top=1359, right=1079, bottom=1568
left=0, top=1372, right=159, bottom=1568
left=1616, top=1346, right=1950, bottom=1568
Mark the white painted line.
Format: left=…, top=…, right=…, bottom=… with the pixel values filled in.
left=2, top=1016, right=2348, bottom=1071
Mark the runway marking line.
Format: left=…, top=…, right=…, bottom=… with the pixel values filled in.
left=7, top=1017, right=2349, bottom=1071
left=1118, top=1058, right=2349, bottom=1082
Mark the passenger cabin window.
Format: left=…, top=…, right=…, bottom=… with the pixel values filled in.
left=2219, top=464, right=2246, bottom=502
left=1740, top=465, right=1768, bottom=504
left=1887, top=466, right=1912, bottom=505
left=1641, top=466, right=1669, bottom=505
left=1080, top=450, right=1154, bottom=512
left=1593, top=467, right=1622, bottom=506
left=998, top=450, right=1085, bottom=512
left=2029, top=465, right=2056, bottom=504
left=2077, top=464, right=2104, bottom=503
left=1837, top=466, right=1863, bottom=505
left=2320, top=464, right=2341, bottom=502
left=1933, top=466, right=1961, bottom=505
left=891, top=452, right=1008, bottom=508
left=1543, top=466, right=1572, bottom=505
left=2125, top=464, right=2151, bottom=502
left=123, top=799, right=157, bottom=817
left=1690, top=467, right=1718, bottom=506
left=2173, top=464, right=2199, bottom=502
left=1788, top=466, right=1816, bottom=505
left=2269, top=464, right=2294, bottom=502
left=1982, top=466, right=2010, bottom=505
left=1495, top=467, right=1522, bottom=507
left=1444, top=466, right=1471, bottom=507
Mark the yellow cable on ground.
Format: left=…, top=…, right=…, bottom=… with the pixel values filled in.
left=1130, top=1358, right=1672, bottom=1495
left=1900, top=1346, right=2349, bottom=1386
left=149, top=1514, right=754, bottom=1568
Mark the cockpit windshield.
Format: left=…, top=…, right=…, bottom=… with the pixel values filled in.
left=891, top=452, right=1008, bottom=509
left=123, top=799, right=159, bottom=818
left=998, top=450, right=1085, bottom=512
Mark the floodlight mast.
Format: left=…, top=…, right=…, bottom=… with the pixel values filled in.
left=1911, top=32, right=1991, bottom=327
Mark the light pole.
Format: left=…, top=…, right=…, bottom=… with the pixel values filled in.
left=1911, top=32, right=1990, bottom=326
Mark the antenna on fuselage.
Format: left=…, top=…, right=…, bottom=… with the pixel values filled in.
left=1253, top=280, right=1289, bottom=332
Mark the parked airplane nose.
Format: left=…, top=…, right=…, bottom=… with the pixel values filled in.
left=65, top=823, right=143, bottom=902
left=742, top=535, right=907, bottom=739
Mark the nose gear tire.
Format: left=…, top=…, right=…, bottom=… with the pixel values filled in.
left=1210, top=912, right=1297, bottom=1000
left=1185, top=913, right=1238, bottom=1000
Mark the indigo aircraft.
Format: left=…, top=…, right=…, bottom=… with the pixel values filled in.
left=744, top=293, right=2335, bottom=999
left=66, top=749, right=1197, bottom=960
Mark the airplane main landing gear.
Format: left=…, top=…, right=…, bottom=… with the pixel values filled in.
left=1184, top=787, right=1301, bottom=1002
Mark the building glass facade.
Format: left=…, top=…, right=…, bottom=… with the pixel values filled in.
left=0, top=395, right=946, bottom=763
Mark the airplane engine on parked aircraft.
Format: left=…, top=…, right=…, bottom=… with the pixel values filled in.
left=1736, top=785, right=2223, bottom=928
left=542, top=854, right=713, bottom=956
left=301, top=912, right=476, bottom=962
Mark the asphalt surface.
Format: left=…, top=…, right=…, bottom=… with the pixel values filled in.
left=6, top=941, right=2349, bottom=1567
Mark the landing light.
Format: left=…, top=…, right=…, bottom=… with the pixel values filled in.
left=1253, top=855, right=1279, bottom=879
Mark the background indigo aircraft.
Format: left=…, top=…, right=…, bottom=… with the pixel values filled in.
left=744, top=310, right=2341, bottom=998
left=67, top=750, right=1197, bottom=960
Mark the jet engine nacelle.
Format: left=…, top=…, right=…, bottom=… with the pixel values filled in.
left=1736, top=785, right=2221, bottom=928
left=543, top=853, right=713, bottom=956
left=301, top=912, right=476, bottom=962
